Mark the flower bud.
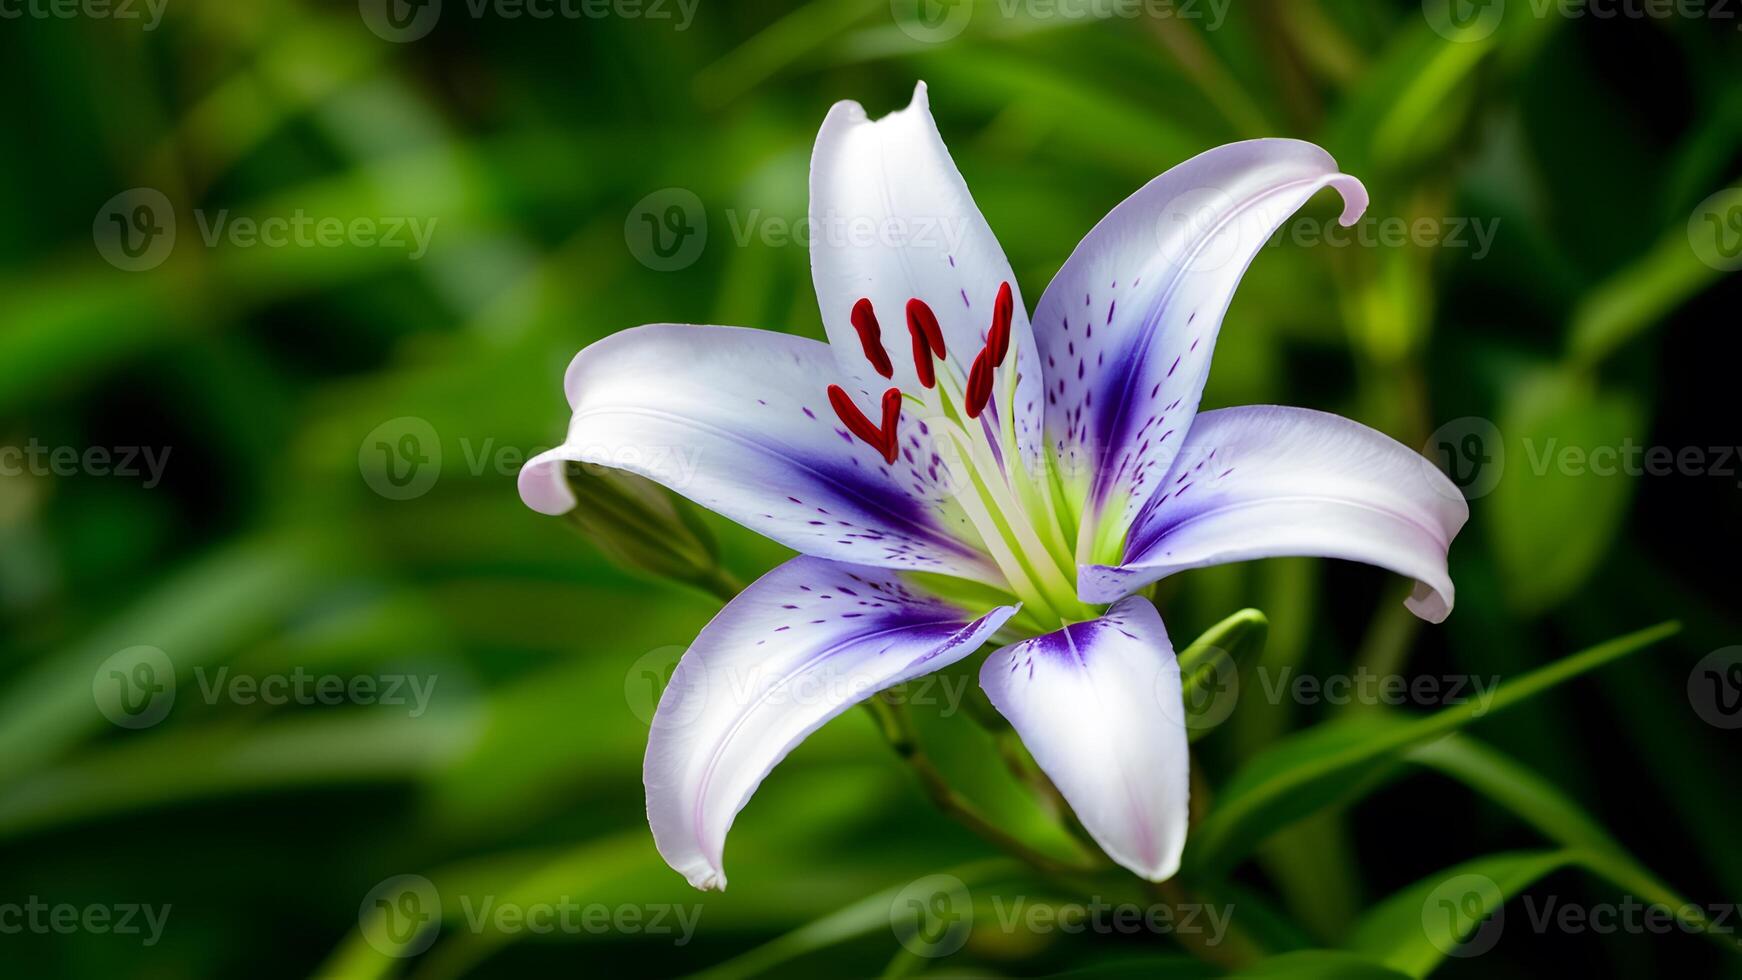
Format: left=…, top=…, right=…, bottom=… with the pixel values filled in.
left=560, top=462, right=739, bottom=599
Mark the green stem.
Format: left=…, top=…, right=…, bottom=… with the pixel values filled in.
left=1150, top=878, right=1265, bottom=969
left=994, top=729, right=1101, bottom=855
left=862, top=693, right=1103, bottom=879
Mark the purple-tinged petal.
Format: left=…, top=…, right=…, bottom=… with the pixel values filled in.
left=1032, top=139, right=1367, bottom=557
left=979, top=596, right=1189, bottom=881
left=810, top=81, right=1044, bottom=466
left=1081, top=406, right=1468, bottom=622
left=518, top=323, right=998, bottom=580
left=646, top=556, right=1018, bottom=890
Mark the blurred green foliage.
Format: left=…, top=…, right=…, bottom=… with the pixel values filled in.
left=1, top=0, right=1739, bottom=977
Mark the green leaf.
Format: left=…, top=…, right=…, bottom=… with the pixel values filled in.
left=1045, top=956, right=1218, bottom=979
left=1229, top=950, right=1412, bottom=979
left=906, top=48, right=1209, bottom=178
left=1198, top=881, right=1315, bottom=955
left=1487, top=367, right=1645, bottom=614
left=1324, top=25, right=1488, bottom=175
left=1044, top=950, right=1408, bottom=979
left=1407, top=735, right=1635, bottom=872
left=1407, top=734, right=1731, bottom=955
left=1349, top=850, right=1572, bottom=976
left=1184, top=621, right=1680, bottom=877
left=0, top=535, right=326, bottom=786
left=692, top=0, right=878, bottom=109
left=0, top=711, right=475, bottom=840
left=1350, top=839, right=1741, bottom=977
left=1567, top=184, right=1737, bottom=365
left=684, top=859, right=1023, bottom=980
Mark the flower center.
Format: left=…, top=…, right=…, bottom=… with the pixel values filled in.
left=825, top=286, right=1095, bottom=626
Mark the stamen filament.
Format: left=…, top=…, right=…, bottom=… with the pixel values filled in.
left=943, top=419, right=1085, bottom=615
left=830, top=286, right=1102, bottom=627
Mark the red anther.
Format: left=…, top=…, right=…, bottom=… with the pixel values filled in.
left=879, top=388, right=902, bottom=460
left=965, top=346, right=994, bottom=419
left=828, top=384, right=902, bottom=463
left=909, top=324, right=936, bottom=389
left=988, top=281, right=1014, bottom=365
left=849, top=298, right=895, bottom=379
left=905, top=298, right=946, bottom=358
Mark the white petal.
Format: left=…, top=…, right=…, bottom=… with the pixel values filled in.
left=646, top=556, right=1018, bottom=889
left=809, top=81, right=1044, bottom=465
left=1032, top=139, right=1367, bottom=555
left=978, top=596, right=1189, bottom=881
left=1081, top=406, right=1468, bottom=622
left=517, top=323, right=997, bottom=579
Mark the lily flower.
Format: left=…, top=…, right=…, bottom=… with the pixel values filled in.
left=519, top=83, right=1467, bottom=890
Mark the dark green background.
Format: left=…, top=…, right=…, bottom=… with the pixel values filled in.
left=1, top=0, right=1738, bottom=976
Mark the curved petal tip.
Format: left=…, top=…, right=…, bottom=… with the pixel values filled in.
left=1405, top=580, right=1454, bottom=624
left=517, top=448, right=576, bottom=515
left=680, top=864, right=726, bottom=892
left=1328, top=172, right=1369, bottom=226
